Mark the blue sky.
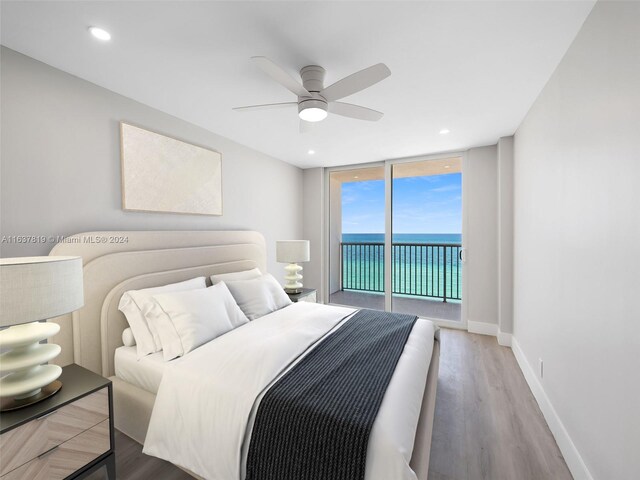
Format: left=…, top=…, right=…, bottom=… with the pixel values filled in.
left=342, top=173, right=462, bottom=234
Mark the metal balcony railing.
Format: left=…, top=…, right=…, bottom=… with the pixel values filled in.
left=340, top=242, right=462, bottom=302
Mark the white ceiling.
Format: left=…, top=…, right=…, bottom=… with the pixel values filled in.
left=1, top=1, right=595, bottom=169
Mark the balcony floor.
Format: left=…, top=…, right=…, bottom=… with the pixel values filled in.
left=329, top=290, right=461, bottom=322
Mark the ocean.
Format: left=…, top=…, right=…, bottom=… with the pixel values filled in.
left=340, top=233, right=462, bottom=301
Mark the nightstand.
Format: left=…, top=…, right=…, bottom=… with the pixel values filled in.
left=287, top=288, right=317, bottom=303
left=0, top=364, right=115, bottom=480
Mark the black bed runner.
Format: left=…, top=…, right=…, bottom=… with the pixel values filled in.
left=245, top=308, right=418, bottom=480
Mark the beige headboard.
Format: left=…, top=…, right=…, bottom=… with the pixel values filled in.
left=49, top=231, right=266, bottom=377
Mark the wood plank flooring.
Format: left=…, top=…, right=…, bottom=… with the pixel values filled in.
left=87, top=329, right=571, bottom=480
left=428, top=330, right=571, bottom=480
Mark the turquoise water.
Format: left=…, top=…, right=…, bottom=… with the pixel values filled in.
left=341, top=233, right=462, bottom=301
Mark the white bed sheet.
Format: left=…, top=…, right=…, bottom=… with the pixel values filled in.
left=143, top=302, right=436, bottom=480
left=114, top=346, right=166, bottom=394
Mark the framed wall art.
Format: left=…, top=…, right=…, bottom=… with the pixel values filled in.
left=120, top=122, right=222, bottom=215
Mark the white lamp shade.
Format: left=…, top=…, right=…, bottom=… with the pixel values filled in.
left=276, top=240, right=310, bottom=263
left=0, top=256, right=84, bottom=327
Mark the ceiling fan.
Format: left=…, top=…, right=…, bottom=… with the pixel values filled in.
left=233, top=57, right=391, bottom=131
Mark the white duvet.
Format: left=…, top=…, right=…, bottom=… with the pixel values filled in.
left=143, top=302, right=435, bottom=480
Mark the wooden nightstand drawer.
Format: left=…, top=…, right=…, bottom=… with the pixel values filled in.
left=0, top=387, right=108, bottom=475
left=1, top=419, right=110, bottom=480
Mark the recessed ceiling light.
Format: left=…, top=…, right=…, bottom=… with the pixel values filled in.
left=439, top=128, right=450, bottom=135
left=354, top=176, right=359, bottom=179
left=444, top=165, right=451, bottom=169
left=89, top=26, right=111, bottom=41
left=308, top=150, right=315, bottom=155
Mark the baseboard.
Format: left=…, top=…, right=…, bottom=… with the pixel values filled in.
left=497, top=330, right=512, bottom=347
left=511, top=338, right=594, bottom=480
left=467, top=320, right=498, bottom=336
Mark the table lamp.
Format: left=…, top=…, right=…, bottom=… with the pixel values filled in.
left=0, top=256, right=83, bottom=411
left=276, top=240, right=310, bottom=293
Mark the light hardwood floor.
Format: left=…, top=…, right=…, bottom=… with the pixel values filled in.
left=428, top=330, right=571, bottom=480
left=88, top=329, right=571, bottom=480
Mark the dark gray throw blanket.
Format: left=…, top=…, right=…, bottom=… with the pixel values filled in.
left=245, top=308, right=418, bottom=480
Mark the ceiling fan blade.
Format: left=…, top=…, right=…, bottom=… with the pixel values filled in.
left=329, top=102, right=384, bottom=121
left=320, top=63, right=391, bottom=102
left=300, top=119, right=313, bottom=134
left=232, top=102, right=297, bottom=112
left=251, top=56, right=310, bottom=98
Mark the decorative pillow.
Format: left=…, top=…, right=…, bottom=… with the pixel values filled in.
left=118, top=277, right=207, bottom=358
left=148, top=282, right=249, bottom=361
left=210, top=268, right=262, bottom=285
left=224, top=273, right=292, bottom=321
left=122, top=328, right=136, bottom=347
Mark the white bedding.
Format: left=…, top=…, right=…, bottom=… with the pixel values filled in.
left=114, top=346, right=165, bottom=394
left=142, top=302, right=435, bottom=480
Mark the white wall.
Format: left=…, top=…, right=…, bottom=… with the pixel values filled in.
left=513, top=2, right=640, bottom=479
left=302, top=168, right=324, bottom=299
left=498, top=136, right=514, bottom=338
left=328, top=175, right=342, bottom=296
left=0, top=47, right=303, bottom=280
left=464, top=145, right=499, bottom=329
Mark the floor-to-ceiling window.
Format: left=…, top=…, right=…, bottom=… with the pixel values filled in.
left=328, top=155, right=464, bottom=324
left=391, top=157, right=462, bottom=321
left=328, top=166, right=385, bottom=310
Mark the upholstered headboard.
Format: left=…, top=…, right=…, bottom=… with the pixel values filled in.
left=49, top=231, right=266, bottom=377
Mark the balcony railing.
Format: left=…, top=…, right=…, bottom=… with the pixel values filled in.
left=340, top=242, right=462, bottom=302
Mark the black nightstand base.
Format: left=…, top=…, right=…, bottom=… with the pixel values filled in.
left=72, top=451, right=116, bottom=479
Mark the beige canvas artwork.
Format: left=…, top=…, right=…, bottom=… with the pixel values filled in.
left=120, top=123, right=222, bottom=215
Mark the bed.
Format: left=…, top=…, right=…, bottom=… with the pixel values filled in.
left=49, top=230, right=440, bottom=480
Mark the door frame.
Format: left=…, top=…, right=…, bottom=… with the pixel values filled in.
left=324, top=150, right=468, bottom=330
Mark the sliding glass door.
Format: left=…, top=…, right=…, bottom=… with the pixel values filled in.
left=328, top=166, right=385, bottom=309
left=391, top=157, right=462, bottom=321
left=328, top=155, right=464, bottom=324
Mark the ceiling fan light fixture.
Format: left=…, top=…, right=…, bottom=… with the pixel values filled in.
left=299, top=107, right=327, bottom=122
left=298, top=99, right=328, bottom=122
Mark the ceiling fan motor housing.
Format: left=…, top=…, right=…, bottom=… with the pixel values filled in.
left=300, top=65, right=326, bottom=93
left=298, top=65, right=328, bottom=121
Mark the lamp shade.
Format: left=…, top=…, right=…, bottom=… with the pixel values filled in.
left=0, top=256, right=84, bottom=327
left=276, top=240, right=310, bottom=263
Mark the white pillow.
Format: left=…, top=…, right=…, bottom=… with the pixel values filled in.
left=210, top=268, right=262, bottom=285
left=118, top=277, right=207, bottom=358
left=122, top=328, right=136, bottom=347
left=148, top=282, right=249, bottom=361
left=224, top=273, right=292, bottom=321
